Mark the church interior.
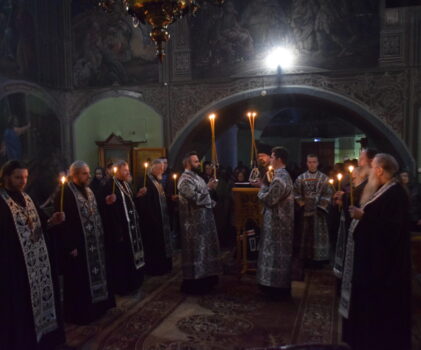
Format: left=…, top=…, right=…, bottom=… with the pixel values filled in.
left=1, top=0, right=421, bottom=349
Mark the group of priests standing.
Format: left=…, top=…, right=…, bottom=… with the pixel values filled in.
left=0, top=154, right=222, bottom=350
left=0, top=141, right=411, bottom=350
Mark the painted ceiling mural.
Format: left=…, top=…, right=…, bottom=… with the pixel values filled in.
left=72, top=1, right=159, bottom=88
left=190, top=0, right=380, bottom=78
left=0, top=0, right=37, bottom=81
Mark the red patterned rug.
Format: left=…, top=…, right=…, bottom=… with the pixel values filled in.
left=66, top=267, right=340, bottom=350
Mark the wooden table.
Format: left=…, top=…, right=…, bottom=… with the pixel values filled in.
left=232, top=187, right=263, bottom=276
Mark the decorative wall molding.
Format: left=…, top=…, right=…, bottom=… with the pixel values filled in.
left=168, top=69, right=410, bottom=141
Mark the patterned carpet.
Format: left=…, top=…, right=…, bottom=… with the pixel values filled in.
left=65, top=264, right=340, bottom=350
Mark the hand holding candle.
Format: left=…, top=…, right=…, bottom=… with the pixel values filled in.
left=266, top=165, right=273, bottom=183
left=143, top=162, right=149, bottom=187
left=337, top=173, right=343, bottom=191
left=328, top=178, right=336, bottom=191
left=173, top=173, right=178, bottom=195
left=112, top=166, right=118, bottom=194
left=60, top=176, right=67, bottom=212
left=348, top=165, right=355, bottom=206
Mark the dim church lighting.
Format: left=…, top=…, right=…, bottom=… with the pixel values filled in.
left=265, top=47, right=295, bottom=70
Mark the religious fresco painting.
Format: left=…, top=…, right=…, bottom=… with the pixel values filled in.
left=0, top=93, right=63, bottom=203
left=72, top=1, right=159, bottom=88
left=190, top=0, right=380, bottom=78
left=0, top=0, right=38, bottom=81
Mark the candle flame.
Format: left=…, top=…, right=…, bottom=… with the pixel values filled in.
left=337, top=173, right=343, bottom=181
left=60, top=176, right=66, bottom=184
left=268, top=165, right=273, bottom=171
left=329, top=179, right=334, bottom=185
left=113, top=166, right=117, bottom=174
left=144, top=162, right=149, bottom=168
left=173, top=173, right=177, bottom=179
left=208, top=113, right=216, bottom=120
left=348, top=165, right=354, bottom=173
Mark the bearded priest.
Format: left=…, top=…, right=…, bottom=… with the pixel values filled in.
left=0, top=160, right=66, bottom=350
left=54, top=161, right=115, bottom=325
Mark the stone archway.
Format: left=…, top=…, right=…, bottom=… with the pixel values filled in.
left=169, top=85, right=415, bottom=172
left=0, top=79, right=60, bottom=115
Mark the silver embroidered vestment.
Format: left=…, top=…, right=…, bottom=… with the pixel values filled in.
left=115, top=179, right=145, bottom=269
left=149, top=175, right=173, bottom=258
left=178, top=170, right=222, bottom=279
left=68, top=182, right=109, bottom=302
left=0, top=189, right=58, bottom=342
left=257, top=168, right=295, bottom=288
left=294, top=170, right=332, bottom=261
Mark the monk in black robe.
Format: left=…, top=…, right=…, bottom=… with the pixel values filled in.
left=0, top=160, right=66, bottom=350
left=55, top=161, right=115, bottom=325
left=101, top=160, right=145, bottom=295
left=136, top=159, right=173, bottom=275
left=340, top=154, right=411, bottom=350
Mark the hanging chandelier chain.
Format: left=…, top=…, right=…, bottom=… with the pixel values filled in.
left=96, top=0, right=224, bottom=61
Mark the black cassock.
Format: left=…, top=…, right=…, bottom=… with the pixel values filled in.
left=55, top=183, right=115, bottom=325
left=0, top=189, right=65, bottom=350
left=136, top=175, right=173, bottom=276
left=341, top=182, right=411, bottom=350
left=101, top=178, right=145, bottom=295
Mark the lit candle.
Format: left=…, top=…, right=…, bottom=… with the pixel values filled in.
left=143, top=162, right=149, bottom=187
left=112, top=166, right=117, bottom=194
left=348, top=165, right=355, bottom=206
left=247, top=111, right=258, bottom=168
left=337, top=173, right=343, bottom=191
left=209, top=113, right=218, bottom=179
left=173, top=173, right=178, bottom=195
left=328, top=178, right=336, bottom=192
left=267, top=165, right=273, bottom=183
left=60, top=176, right=66, bottom=212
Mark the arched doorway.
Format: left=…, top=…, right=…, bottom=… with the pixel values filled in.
left=74, top=96, right=164, bottom=168
left=0, top=90, right=62, bottom=203
left=169, top=86, right=415, bottom=173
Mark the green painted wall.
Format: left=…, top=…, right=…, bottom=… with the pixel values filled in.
left=74, top=97, right=163, bottom=168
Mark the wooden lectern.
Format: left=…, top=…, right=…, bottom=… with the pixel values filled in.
left=232, top=187, right=263, bottom=277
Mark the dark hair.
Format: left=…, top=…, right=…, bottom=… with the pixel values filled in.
left=272, top=147, right=288, bottom=164
left=94, top=167, right=105, bottom=175
left=306, top=154, right=318, bottom=160
left=362, top=148, right=378, bottom=160
left=182, top=151, right=198, bottom=167
left=0, top=160, right=28, bottom=184
left=106, top=162, right=114, bottom=169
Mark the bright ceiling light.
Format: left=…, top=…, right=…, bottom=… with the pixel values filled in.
left=265, top=47, right=295, bottom=70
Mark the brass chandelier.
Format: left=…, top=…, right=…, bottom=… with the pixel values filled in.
left=97, top=0, right=224, bottom=61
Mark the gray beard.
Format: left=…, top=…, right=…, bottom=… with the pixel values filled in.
left=360, top=172, right=380, bottom=206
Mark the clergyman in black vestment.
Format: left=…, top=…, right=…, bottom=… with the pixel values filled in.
left=340, top=154, right=411, bottom=350
left=136, top=159, right=173, bottom=276
left=0, top=161, right=66, bottom=350
left=101, top=160, right=145, bottom=295
left=55, top=161, right=115, bottom=325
